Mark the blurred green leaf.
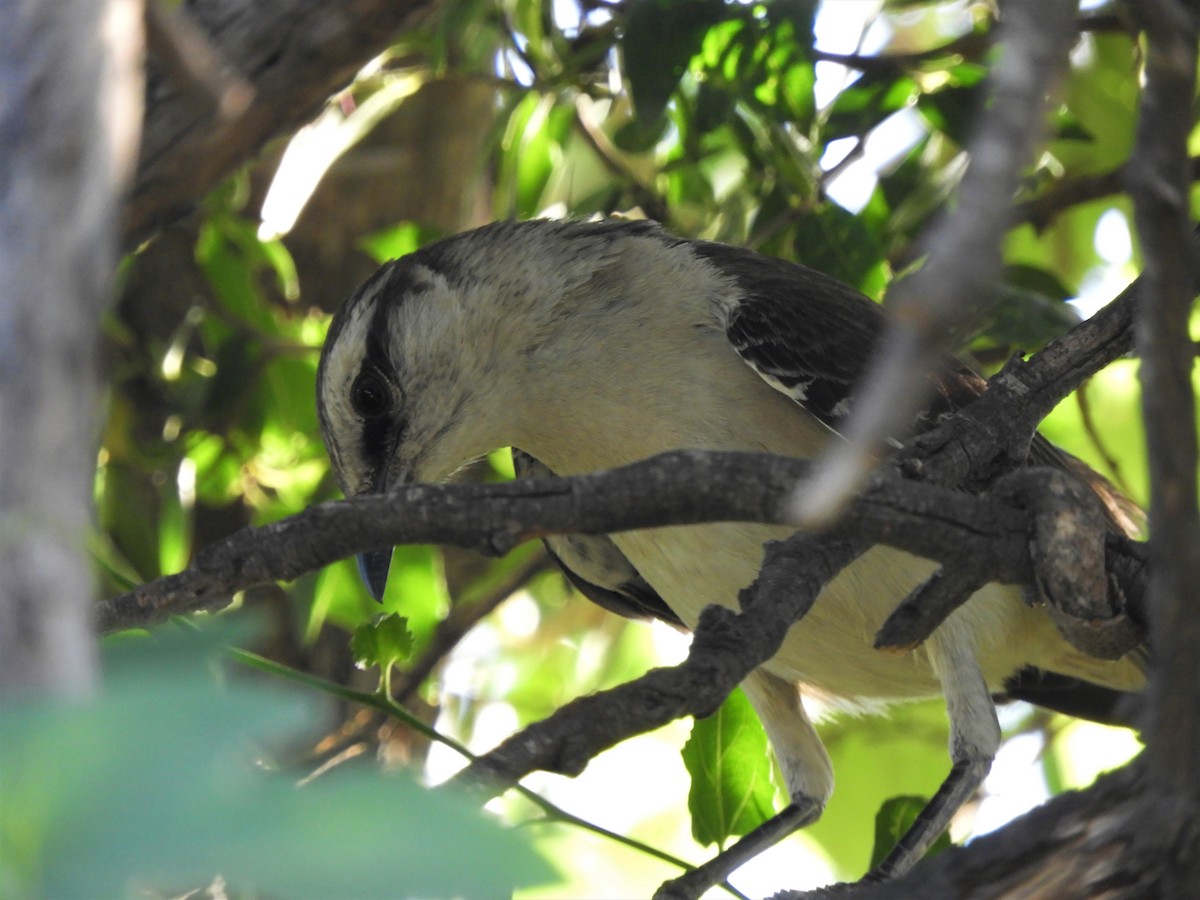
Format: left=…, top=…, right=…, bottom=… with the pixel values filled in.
left=623, top=0, right=728, bottom=122
left=308, top=557, right=374, bottom=638
left=352, top=612, right=415, bottom=674
left=0, top=625, right=554, bottom=898
left=807, top=701, right=948, bottom=877
left=682, top=688, right=777, bottom=848
left=614, top=115, right=669, bottom=153
left=383, top=545, right=451, bottom=648
left=1054, top=33, right=1139, bottom=174
left=824, top=71, right=919, bottom=142
left=360, top=221, right=444, bottom=264
left=792, top=203, right=888, bottom=295
left=979, top=264, right=1080, bottom=351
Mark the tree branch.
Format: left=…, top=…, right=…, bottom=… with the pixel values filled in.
left=125, top=0, right=436, bottom=246
left=1016, top=156, right=1200, bottom=232
left=794, top=0, right=1079, bottom=524
left=783, top=759, right=1188, bottom=899
left=1125, top=0, right=1200, bottom=791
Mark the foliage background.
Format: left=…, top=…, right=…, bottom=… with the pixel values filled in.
left=8, top=0, right=1191, bottom=897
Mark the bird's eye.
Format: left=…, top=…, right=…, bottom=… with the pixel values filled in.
left=351, top=371, right=391, bottom=419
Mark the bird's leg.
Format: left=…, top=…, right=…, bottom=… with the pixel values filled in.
left=653, top=669, right=832, bottom=900
left=868, top=628, right=1000, bottom=880
left=652, top=803, right=820, bottom=900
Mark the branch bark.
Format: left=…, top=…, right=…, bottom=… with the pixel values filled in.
left=1126, top=0, right=1200, bottom=796
left=125, top=0, right=436, bottom=246
left=786, top=759, right=1189, bottom=899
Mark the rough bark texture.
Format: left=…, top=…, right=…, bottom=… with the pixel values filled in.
left=0, top=0, right=143, bottom=694
left=782, top=760, right=1195, bottom=899
left=1127, top=0, right=1200, bottom=796
left=125, top=0, right=438, bottom=246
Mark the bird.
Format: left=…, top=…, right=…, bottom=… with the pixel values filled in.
left=316, top=217, right=1145, bottom=882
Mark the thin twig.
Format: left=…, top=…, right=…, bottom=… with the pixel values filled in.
left=392, top=547, right=554, bottom=703
left=792, top=0, right=1079, bottom=526
left=232, top=646, right=750, bottom=900
left=1016, top=156, right=1200, bottom=231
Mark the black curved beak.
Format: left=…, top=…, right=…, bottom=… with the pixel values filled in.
left=353, top=462, right=407, bottom=602
left=357, top=548, right=393, bottom=603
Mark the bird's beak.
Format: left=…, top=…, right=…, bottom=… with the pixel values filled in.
left=354, top=462, right=408, bottom=603
left=357, top=548, right=392, bottom=602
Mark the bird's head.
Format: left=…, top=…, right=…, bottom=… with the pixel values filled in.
left=316, top=243, right=512, bottom=598
left=316, top=219, right=660, bottom=598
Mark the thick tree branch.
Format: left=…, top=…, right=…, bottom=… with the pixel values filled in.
left=901, top=270, right=1144, bottom=489
left=96, top=450, right=1148, bottom=636
left=1126, top=0, right=1200, bottom=791
left=125, top=0, right=436, bottom=246
left=784, top=759, right=1188, bottom=899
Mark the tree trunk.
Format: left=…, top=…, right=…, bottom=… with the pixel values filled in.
left=0, top=0, right=143, bottom=694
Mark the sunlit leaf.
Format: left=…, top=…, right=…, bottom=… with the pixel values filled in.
left=351, top=612, right=415, bottom=673
left=807, top=701, right=948, bottom=877
left=681, top=688, right=777, bottom=848
left=359, top=221, right=443, bottom=264
left=308, top=557, right=375, bottom=638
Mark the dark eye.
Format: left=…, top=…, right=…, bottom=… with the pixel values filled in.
left=350, top=371, right=391, bottom=419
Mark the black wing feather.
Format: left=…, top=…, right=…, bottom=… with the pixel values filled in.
left=697, top=241, right=887, bottom=431
left=511, top=449, right=683, bottom=628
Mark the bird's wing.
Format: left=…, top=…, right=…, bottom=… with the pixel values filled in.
left=693, top=241, right=1146, bottom=724
left=511, top=449, right=684, bottom=628
left=695, top=240, right=986, bottom=434
left=1001, top=667, right=1138, bottom=727
left=698, top=240, right=1143, bottom=532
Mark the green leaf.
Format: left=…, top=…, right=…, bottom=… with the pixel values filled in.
left=0, top=624, right=554, bottom=898
left=623, top=0, right=727, bottom=122
left=791, top=203, right=888, bottom=295
left=681, top=688, right=777, bottom=848
left=869, top=794, right=952, bottom=869
left=823, top=71, right=919, bottom=142
left=805, top=700, right=948, bottom=877
left=977, top=264, right=1080, bottom=352
left=351, top=612, right=415, bottom=672
left=359, top=221, right=444, bottom=264
left=613, top=115, right=669, bottom=153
